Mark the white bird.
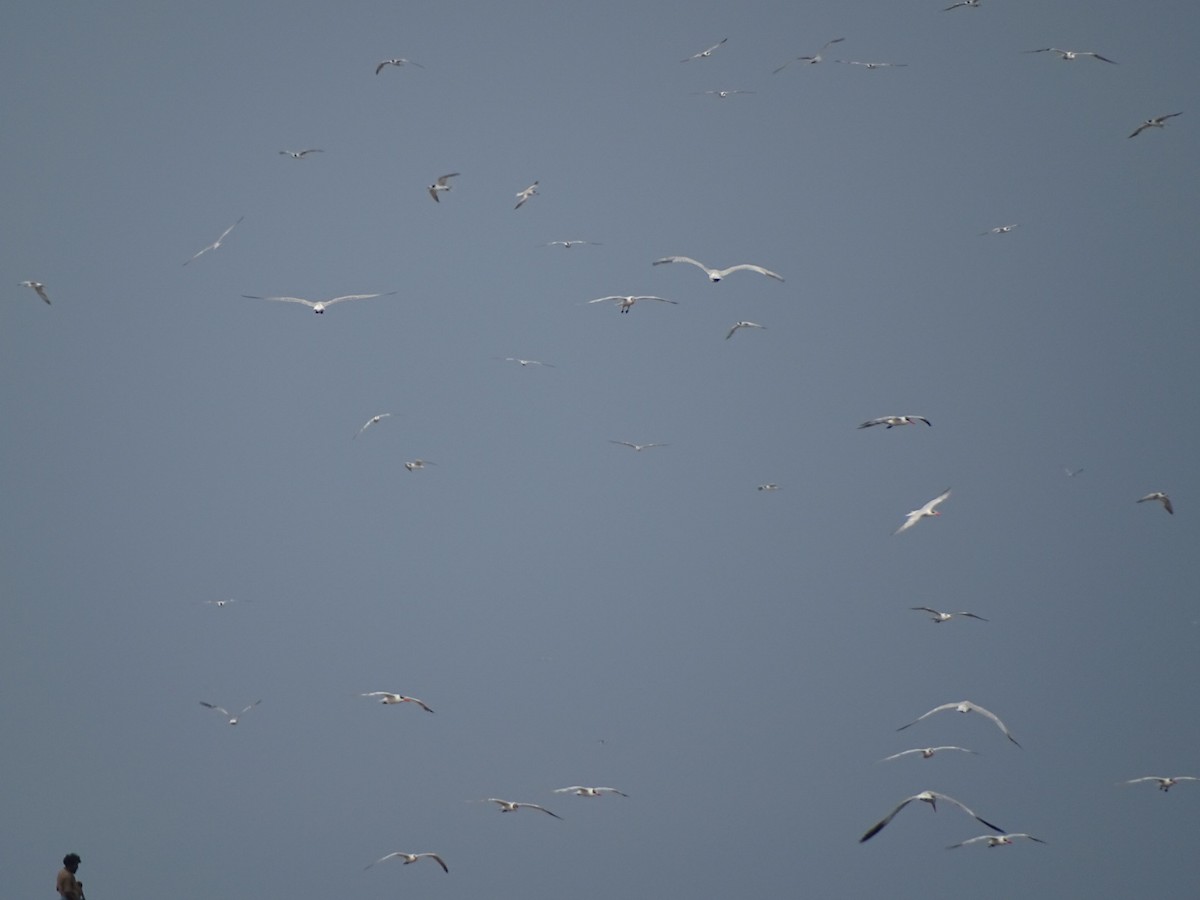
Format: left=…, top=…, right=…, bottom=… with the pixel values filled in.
left=199, top=700, right=261, bottom=725
left=485, top=798, right=562, bottom=819
left=515, top=181, right=539, bottom=209
left=241, top=291, right=396, bottom=314
left=858, top=415, right=931, bottom=429
left=898, top=700, right=1020, bottom=747
left=1122, top=776, right=1199, bottom=792
left=354, top=413, right=395, bottom=439
left=835, top=59, right=908, bottom=69
left=359, top=692, right=435, bottom=712
left=757, top=483, right=780, bottom=491
left=726, top=321, right=766, bottom=340
left=1137, top=492, right=1174, bottom=515
left=773, top=38, right=844, bottom=73
left=860, top=791, right=1003, bottom=843
left=364, top=851, right=447, bottom=873
left=653, top=255, right=784, bottom=283
left=375, top=57, right=424, bottom=74
left=944, top=0, right=981, bottom=9
left=1064, top=467, right=1085, bottom=477
left=880, top=746, right=978, bottom=762
left=553, top=786, right=628, bottom=797
left=696, top=89, right=755, bottom=98
left=587, top=295, right=678, bottom=314
left=279, top=149, right=323, bottom=159
left=911, top=607, right=988, bottom=623
left=502, top=357, right=554, bottom=367
left=544, top=240, right=601, bottom=248
left=610, top=441, right=668, bottom=452
left=894, top=488, right=952, bottom=535
left=1128, top=112, right=1182, bottom=139
left=18, top=280, right=52, bottom=305
left=427, top=173, right=459, bottom=202
left=203, top=598, right=245, bottom=608
left=980, top=224, right=1019, bottom=236
left=404, top=459, right=435, bottom=472
left=183, top=216, right=244, bottom=265
left=948, top=833, right=1045, bottom=849
left=682, top=38, right=727, bottom=62
left=1026, top=47, right=1116, bottom=64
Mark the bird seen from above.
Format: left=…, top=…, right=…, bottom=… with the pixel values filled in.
left=514, top=181, right=539, bottom=209
left=893, top=488, right=951, bottom=535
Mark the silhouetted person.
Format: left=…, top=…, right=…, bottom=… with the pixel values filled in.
left=57, top=853, right=84, bottom=900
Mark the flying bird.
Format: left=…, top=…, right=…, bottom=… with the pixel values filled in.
left=183, top=216, right=244, bottom=265
left=375, top=57, right=424, bottom=74
left=860, top=791, right=1003, bottom=843
left=1137, top=492, right=1174, bottom=514
left=1025, top=47, right=1116, bottom=64
left=364, top=851, right=447, bottom=873
left=757, top=483, right=780, bottom=491
left=1122, top=776, right=1199, bottom=792
left=354, top=413, right=395, bottom=439
left=553, top=786, right=628, bottom=797
left=696, top=89, right=755, bottom=98
left=980, top=224, right=1019, bottom=236
left=1064, top=467, right=1085, bottom=477
left=279, top=149, right=323, bottom=159
left=880, top=746, right=978, bottom=762
left=682, top=38, right=727, bottom=62
left=773, top=38, right=844, bottom=73
left=943, top=0, right=981, bottom=9
left=199, top=700, right=261, bottom=725
left=894, top=488, right=952, bottom=535
left=485, top=799, right=562, bottom=818
left=404, top=459, right=435, bottom=472
left=427, top=173, right=459, bottom=202
left=18, top=280, right=51, bottom=305
left=652, top=256, right=784, bottom=283
left=898, top=700, right=1020, bottom=747
left=858, top=415, right=931, bottom=429
left=910, top=607, right=988, bottom=623
left=948, top=833, right=1045, bottom=849
left=1128, top=112, right=1182, bottom=139
left=359, top=692, right=434, bottom=712
left=502, top=357, right=554, bottom=367
left=544, top=240, right=601, bottom=248
left=203, top=598, right=245, bottom=608
left=610, top=441, right=668, bottom=452
left=726, top=321, right=766, bottom=340
left=241, top=291, right=396, bottom=314
left=835, top=60, right=908, bottom=69
left=514, top=181, right=539, bottom=209
left=587, top=295, right=678, bottom=313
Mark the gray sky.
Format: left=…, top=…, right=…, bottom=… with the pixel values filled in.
left=3, top=2, right=1198, bottom=898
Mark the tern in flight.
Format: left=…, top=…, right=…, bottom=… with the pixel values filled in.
left=18, top=280, right=52, bottom=305
left=1128, top=113, right=1182, bottom=138
left=544, top=240, right=601, bottom=248
left=203, top=598, right=246, bottom=608
left=1064, top=467, right=1085, bottom=477
left=944, top=0, right=981, bottom=9
left=726, top=321, right=766, bottom=340
left=1122, top=776, right=1198, bottom=792
left=835, top=59, right=908, bottom=69
left=1137, top=492, right=1174, bottom=514
left=375, top=57, right=424, bottom=74
left=757, top=483, right=780, bottom=491
left=858, top=415, right=931, bottom=429
left=554, top=786, right=628, bottom=797
left=948, top=833, right=1045, bottom=849
left=898, top=700, right=1020, bottom=747
left=502, top=357, right=554, bottom=367
left=652, top=256, right=784, bottom=283
left=514, top=181, right=539, bottom=209
left=682, top=38, right=727, bottom=62
left=980, top=224, right=1019, bottom=236
left=696, top=89, right=755, bottom=98
left=364, top=851, right=447, bottom=873
left=199, top=700, right=261, bottom=725
left=354, top=413, right=395, bottom=439
left=485, top=799, right=562, bottom=818
left=427, top=173, right=459, bottom=202
left=279, top=149, right=323, bottom=159
left=894, top=488, right=952, bottom=535
left=1025, top=47, right=1116, bottom=64
left=880, top=746, right=977, bottom=762
left=360, top=692, right=434, bottom=712
left=911, top=607, right=988, bottom=623
left=773, top=38, right=844, bottom=73
left=241, top=291, right=395, bottom=314
left=183, top=216, right=244, bottom=265
left=588, top=295, right=677, bottom=313
left=610, top=441, right=668, bottom=452
left=404, top=459, right=435, bottom=472
left=860, top=791, right=1003, bottom=843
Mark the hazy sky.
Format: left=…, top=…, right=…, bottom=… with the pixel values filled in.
left=3, top=2, right=1198, bottom=898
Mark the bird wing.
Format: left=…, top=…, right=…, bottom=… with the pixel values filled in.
left=375, top=61, right=390, bottom=74
left=858, top=418, right=885, bottom=429
left=324, top=292, right=394, bottom=306
left=364, top=852, right=405, bottom=870
left=725, top=324, right=742, bottom=340
left=929, top=792, right=1005, bottom=833
left=947, top=835, right=993, bottom=849
left=403, top=696, right=435, bottom=713
left=859, top=795, right=919, bottom=842
left=1087, top=52, right=1118, bottom=63
left=643, top=296, right=679, bottom=304
left=922, top=488, right=953, bottom=514
left=879, top=749, right=921, bottom=762
left=199, top=702, right=230, bottom=717
left=958, top=612, right=989, bottom=621
left=243, top=295, right=317, bottom=307
left=519, top=803, right=562, bottom=818
left=554, top=786, right=587, bottom=793
left=239, top=700, right=262, bottom=716
left=437, top=173, right=459, bottom=185
left=33, top=284, right=51, bottom=304
left=610, top=441, right=638, bottom=448
left=897, top=702, right=959, bottom=731
left=966, top=703, right=1020, bottom=747
left=360, top=691, right=399, bottom=700
left=893, top=511, right=924, bottom=535
left=420, top=853, right=449, bottom=873
left=588, top=296, right=625, bottom=304
left=652, top=255, right=710, bottom=273
left=910, top=606, right=942, bottom=615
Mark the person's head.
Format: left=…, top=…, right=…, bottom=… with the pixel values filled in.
left=63, top=854, right=81, bottom=871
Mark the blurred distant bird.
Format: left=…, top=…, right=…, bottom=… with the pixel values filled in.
left=757, top=483, right=780, bottom=491
left=183, top=216, right=243, bottom=265
left=1128, top=113, right=1182, bottom=138
left=204, top=598, right=245, bottom=608
left=354, top=413, right=395, bottom=439
left=894, top=488, right=951, bottom=534
left=726, top=321, right=766, bottom=340
left=588, top=295, right=678, bottom=314
left=610, top=441, right=668, bottom=452
left=1122, top=776, right=1198, bottom=792
left=515, top=181, right=539, bottom=209
left=279, top=149, right=323, bottom=159
left=553, top=786, right=628, bottom=798
left=835, top=59, right=908, bottom=69
left=404, top=460, right=435, bottom=472
left=898, top=700, right=1020, bottom=747
left=360, top=692, right=434, bottom=712
left=949, top=833, right=1045, bottom=849
left=200, top=700, right=261, bottom=725
left=697, top=89, right=755, bottom=98
left=1137, top=492, right=1174, bottom=515
left=485, top=799, right=562, bottom=818
left=364, top=851, right=447, bottom=873
left=241, top=291, right=395, bottom=314
left=911, top=607, right=988, bottom=623
left=375, top=57, right=424, bottom=74
left=1025, top=47, right=1116, bottom=64
left=682, top=38, right=727, bottom=62
left=773, top=38, right=844, bottom=73
left=427, top=173, right=459, bottom=202
left=18, top=280, right=51, bottom=304
left=502, top=357, right=554, bottom=367
left=980, top=224, right=1019, bottom=236
left=944, top=0, right=981, bottom=9
left=880, top=746, right=977, bottom=762
left=653, top=256, right=784, bottom=283
left=544, top=240, right=601, bottom=248
left=860, top=791, right=1003, bottom=843
left=1064, top=467, right=1085, bottom=477
left=859, top=415, right=931, bottom=429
